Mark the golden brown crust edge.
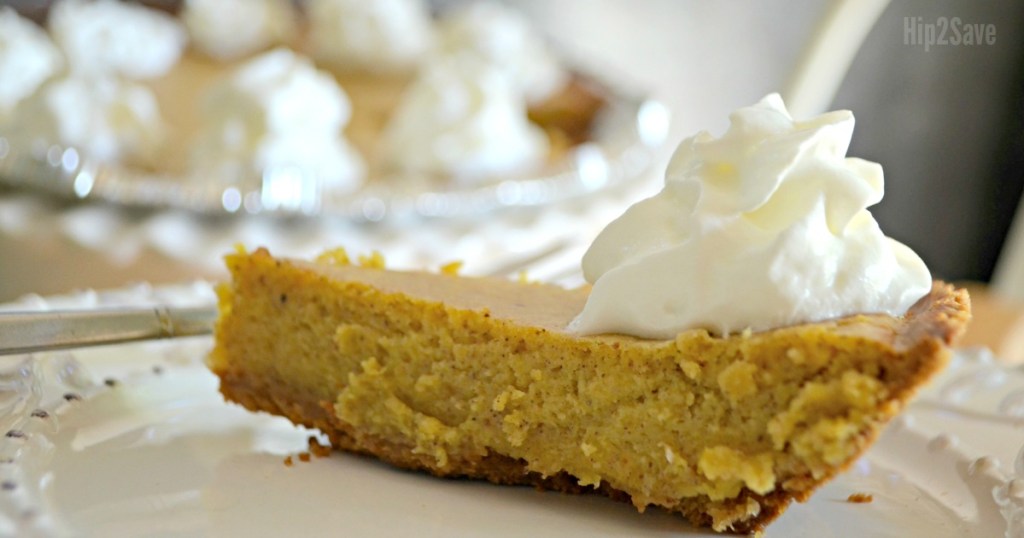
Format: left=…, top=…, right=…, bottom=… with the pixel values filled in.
left=901, top=282, right=971, bottom=349
left=212, top=281, right=970, bottom=534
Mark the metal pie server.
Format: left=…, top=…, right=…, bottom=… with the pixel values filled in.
left=0, top=306, right=218, bottom=356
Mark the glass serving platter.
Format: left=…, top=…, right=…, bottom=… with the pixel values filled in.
left=0, top=55, right=669, bottom=222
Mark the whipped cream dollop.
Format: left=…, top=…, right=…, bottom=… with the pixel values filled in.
left=571, top=94, right=932, bottom=339
left=380, top=57, right=549, bottom=181
left=191, top=48, right=364, bottom=192
left=308, top=0, right=433, bottom=73
left=436, top=1, right=567, bottom=104
left=49, top=0, right=186, bottom=80
left=182, top=0, right=296, bottom=61
left=7, top=75, right=164, bottom=165
left=0, top=8, right=62, bottom=116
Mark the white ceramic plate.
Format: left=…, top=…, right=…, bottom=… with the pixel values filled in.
left=0, top=284, right=1019, bottom=537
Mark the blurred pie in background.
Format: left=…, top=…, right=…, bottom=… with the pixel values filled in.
left=0, top=0, right=606, bottom=196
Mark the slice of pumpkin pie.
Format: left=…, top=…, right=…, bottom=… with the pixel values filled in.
left=210, top=249, right=967, bottom=533
left=208, top=95, right=970, bottom=532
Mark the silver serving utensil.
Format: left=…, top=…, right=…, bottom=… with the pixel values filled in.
left=0, top=306, right=217, bottom=356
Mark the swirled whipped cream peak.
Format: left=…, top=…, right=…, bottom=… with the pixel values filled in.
left=308, top=0, right=433, bottom=73
left=436, top=0, right=567, bottom=104
left=570, top=93, right=932, bottom=339
left=190, top=48, right=364, bottom=192
left=182, top=0, right=296, bottom=61
left=380, top=56, right=548, bottom=181
left=0, top=7, right=62, bottom=116
left=49, top=0, right=186, bottom=80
